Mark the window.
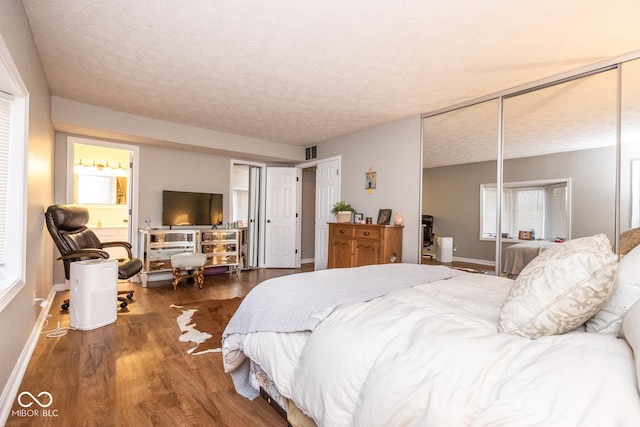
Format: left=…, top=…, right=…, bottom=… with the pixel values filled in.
left=481, top=179, right=570, bottom=241
left=0, top=95, right=9, bottom=263
left=0, top=36, right=28, bottom=312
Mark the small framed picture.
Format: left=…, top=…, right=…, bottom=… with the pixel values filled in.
left=353, top=212, right=364, bottom=223
left=518, top=230, right=532, bottom=240
left=377, top=209, right=392, bottom=225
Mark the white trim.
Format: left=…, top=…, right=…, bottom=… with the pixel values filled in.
left=297, top=156, right=342, bottom=270
left=0, top=279, right=25, bottom=313
left=0, top=34, right=28, bottom=312
left=229, top=159, right=267, bottom=268
left=296, top=154, right=341, bottom=169
left=0, top=287, right=54, bottom=425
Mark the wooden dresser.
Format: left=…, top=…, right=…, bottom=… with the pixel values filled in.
left=327, top=222, right=403, bottom=268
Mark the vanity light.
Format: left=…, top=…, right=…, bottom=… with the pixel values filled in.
left=74, top=159, right=128, bottom=177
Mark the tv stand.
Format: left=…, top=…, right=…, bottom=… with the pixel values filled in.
left=138, top=228, right=242, bottom=286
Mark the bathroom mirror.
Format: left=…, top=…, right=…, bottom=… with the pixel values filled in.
left=73, top=173, right=127, bottom=205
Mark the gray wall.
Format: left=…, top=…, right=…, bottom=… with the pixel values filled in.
left=0, top=0, right=54, bottom=415
left=137, top=145, right=233, bottom=229
left=320, top=115, right=423, bottom=263
left=423, top=145, right=617, bottom=263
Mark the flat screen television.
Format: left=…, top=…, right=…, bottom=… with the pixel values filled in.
left=162, top=190, right=223, bottom=227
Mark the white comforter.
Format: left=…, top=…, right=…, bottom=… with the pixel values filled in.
left=224, top=267, right=640, bottom=426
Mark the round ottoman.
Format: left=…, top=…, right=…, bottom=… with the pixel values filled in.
left=170, top=252, right=207, bottom=290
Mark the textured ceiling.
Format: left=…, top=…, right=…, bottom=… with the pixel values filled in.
left=20, top=1, right=640, bottom=157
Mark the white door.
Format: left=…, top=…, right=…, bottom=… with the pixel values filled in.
left=265, top=167, right=299, bottom=267
left=315, top=159, right=340, bottom=270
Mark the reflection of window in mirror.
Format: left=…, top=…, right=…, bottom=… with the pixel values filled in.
left=481, top=178, right=570, bottom=241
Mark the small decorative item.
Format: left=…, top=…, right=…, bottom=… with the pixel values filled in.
left=365, top=167, right=377, bottom=194
left=365, top=217, right=373, bottom=224
left=393, top=212, right=403, bottom=226
left=331, top=200, right=356, bottom=223
left=518, top=230, right=532, bottom=240
left=353, top=212, right=364, bottom=223
left=377, top=209, right=392, bottom=225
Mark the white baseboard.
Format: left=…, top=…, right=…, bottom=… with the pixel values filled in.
left=301, top=258, right=314, bottom=265
left=0, top=287, right=55, bottom=425
left=53, top=283, right=67, bottom=292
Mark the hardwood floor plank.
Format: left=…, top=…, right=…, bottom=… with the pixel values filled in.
left=6, top=266, right=312, bottom=426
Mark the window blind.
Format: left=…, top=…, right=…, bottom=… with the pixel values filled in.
left=0, top=97, right=10, bottom=265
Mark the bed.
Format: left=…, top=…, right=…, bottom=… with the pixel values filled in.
left=501, top=240, right=557, bottom=278
left=223, top=234, right=640, bottom=426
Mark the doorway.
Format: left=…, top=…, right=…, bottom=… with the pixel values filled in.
left=67, top=137, right=139, bottom=252
left=231, top=160, right=265, bottom=269
left=298, top=156, right=341, bottom=270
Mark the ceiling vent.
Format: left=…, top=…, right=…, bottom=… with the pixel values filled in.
left=305, top=145, right=317, bottom=160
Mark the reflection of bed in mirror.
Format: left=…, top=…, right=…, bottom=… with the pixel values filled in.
left=502, top=240, right=557, bottom=278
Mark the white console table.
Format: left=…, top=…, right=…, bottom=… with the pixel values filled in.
left=138, top=228, right=242, bottom=286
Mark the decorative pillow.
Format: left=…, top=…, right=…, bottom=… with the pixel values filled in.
left=586, top=243, right=640, bottom=334
left=499, top=234, right=618, bottom=339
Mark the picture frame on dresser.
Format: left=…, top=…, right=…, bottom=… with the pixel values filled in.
left=377, top=209, right=392, bottom=225
left=353, top=212, right=364, bottom=223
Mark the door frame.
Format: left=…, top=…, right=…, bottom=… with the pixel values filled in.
left=297, top=156, right=342, bottom=269
left=66, top=136, right=140, bottom=253
left=229, top=159, right=267, bottom=268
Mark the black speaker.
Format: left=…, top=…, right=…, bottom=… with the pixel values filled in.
left=305, top=145, right=317, bottom=160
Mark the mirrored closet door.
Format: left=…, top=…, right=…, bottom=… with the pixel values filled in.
left=621, top=58, right=640, bottom=256
left=422, top=52, right=640, bottom=275
left=422, top=99, right=499, bottom=267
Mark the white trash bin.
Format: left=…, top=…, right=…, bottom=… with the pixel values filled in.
left=70, top=259, right=118, bottom=330
left=436, top=237, right=453, bottom=263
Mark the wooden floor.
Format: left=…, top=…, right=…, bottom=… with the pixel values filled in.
left=7, top=265, right=313, bottom=427
left=421, top=257, right=496, bottom=274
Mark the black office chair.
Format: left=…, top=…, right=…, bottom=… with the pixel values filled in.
left=45, top=204, right=142, bottom=310
left=422, top=215, right=435, bottom=259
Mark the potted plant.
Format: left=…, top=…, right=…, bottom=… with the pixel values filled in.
left=331, top=201, right=356, bottom=223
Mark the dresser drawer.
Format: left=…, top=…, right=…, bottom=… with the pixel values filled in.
left=331, top=225, right=354, bottom=238
left=354, top=227, right=381, bottom=240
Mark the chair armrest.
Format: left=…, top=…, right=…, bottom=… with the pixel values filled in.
left=101, top=241, right=134, bottom=258
left=57, top=248, right=110, bottom=261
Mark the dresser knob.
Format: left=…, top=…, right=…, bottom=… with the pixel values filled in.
left=364, top=231, right=370, bottom=236
left=340, top=229, right=345, bottom=234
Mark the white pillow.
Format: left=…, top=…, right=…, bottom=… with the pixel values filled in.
left=621, top=299, right=640, bottom=390
left=499, top=234, right=618, bottom=339
left=587, top=243, right=640, bottom=334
